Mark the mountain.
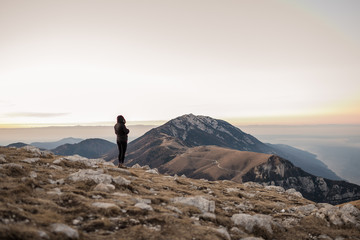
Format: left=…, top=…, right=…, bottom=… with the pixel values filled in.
left=1, top=146, right=360, bottom=240
left=107, top=114, right=358, bottom=204
left=266, top=143, right=342, bottom=180
left=159, top=145, right=360, bottom=204
left=6, top=142, right=28, bottom=148
left=52, top=138, right=116, bottom=158
left=119, top=114, right=340, bottom=180
left=31, top=137, right=83, bottom=150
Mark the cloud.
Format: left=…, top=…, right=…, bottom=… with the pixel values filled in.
left=5, top=112, right=70, bottom=118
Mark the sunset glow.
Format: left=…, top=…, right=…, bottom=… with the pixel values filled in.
left=1, top=0, right=359, bottom=127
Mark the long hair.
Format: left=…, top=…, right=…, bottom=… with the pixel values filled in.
left=117, top=115, right=126, bottom=124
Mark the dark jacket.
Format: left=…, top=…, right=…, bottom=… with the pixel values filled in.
left=114, top=122, right=129, bottom=142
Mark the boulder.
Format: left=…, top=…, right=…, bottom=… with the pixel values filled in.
left=231, top=213, right=275, bottom=234
left=92, top=202, right=119, bottom=209
left=135, top=202, right=153, bottom=211
left=112, top=176, right=131, bottom=186
left=93, top=183, right=116, bottom=192
left=50, top=223, right=79, bottom=239
left=67, top=169, right=112, bottom=184
left=172, top=196, right=215, bottom=213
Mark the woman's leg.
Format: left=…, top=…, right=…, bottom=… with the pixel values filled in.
left=120, top=141, right=127, bottom=164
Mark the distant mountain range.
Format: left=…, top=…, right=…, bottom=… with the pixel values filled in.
left=31, top=137, right=83, bottom=150
left=52, top=138, right=116, bottom=159
left=105, top=114, right=359, bottom=204
left=5, top=114, right=359, bottom=204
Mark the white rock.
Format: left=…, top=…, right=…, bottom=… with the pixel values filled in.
left=166, top=205, right=183, bottom=215
left=340, top=203, right=360, bottom=217
left=21, top=158, right=40, bottom=164
left=49, top=165, right=63, bottom=171
left=53, top=159, right=62, bottom=165
left=292, top=204, right=317, bottom=216
left=201, top=212, right=216, bottom=221
left=172, top=196, right=215, bottom=213
left=243, top=182, right=263, bottom=188
left=0, top=155, right=7, bottom=163
left=47, top=188, right=62, bottom=196
left=50, top=223, right=79, bottom=239
left=286, top=188, right=303, bottom=198
left=214, top=227, right=231, bottom=240
left=131, top=164, right=142, bottom=168
left=135, top=202, right=153, bottom=211
left=92, top=202, right=119, bottom=209
left=232, top=213, right=274, bottom=234
left=29, top=171, right=37, bottom=178
left=37, top=230, right=49, bottom=239
left=265, top=185, right=285, bottom=193
left=112, top=192, right=130, bottom=197
left=93, top=183, right=116, bottom=192
left=240, top=237, right=264, bottom=240
left=112, top=176, right=131, bottom=186
left=22, top=146, right=42, bottom=156
left=67, top=169, right=112, bottom=184
left=145, top=169, right=159, bottom=174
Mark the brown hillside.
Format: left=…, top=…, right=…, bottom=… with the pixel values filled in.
left=160, top=146, right=271, bottom=182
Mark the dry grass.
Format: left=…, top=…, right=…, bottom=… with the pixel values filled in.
left=0, top=147, right=359, bottom=240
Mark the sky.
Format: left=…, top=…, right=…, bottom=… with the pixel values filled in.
left=1, top=0, right=360, bottom=127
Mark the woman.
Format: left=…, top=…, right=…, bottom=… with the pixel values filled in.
left=114, top=115, right=130, bottom=168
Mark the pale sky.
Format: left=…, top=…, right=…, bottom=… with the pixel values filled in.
left=1, top=0, right=360, bottom=126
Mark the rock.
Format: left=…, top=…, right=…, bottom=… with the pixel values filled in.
left=50, top=223, right=79, bottom=239
left=3, top=163, right=23, bottom=169
left=62, top=155, right=106, bottom=167
left=22, top=146, right=42, bottom=156
left=265, top=185, right=285, bottom=193
left=286, top=188, right=303, bottom=198
left=166, top=205, right=183, bottom=215
left=49, top=165, right=63, bottom=171
left=243, top=182, right=263, bottom=188
left=112, top=176, right=131, bottom=186
left=47, top=188, right=62, bottom=196
left=67, top=169, right=112, bottom=184
left=318, top=234, right=332, bottom=240
left=340, top=203, right=360, bottom=217
left=172, top=196, right=215, bottom=213
left=112, top=192, right=130, bottom=197
left=231, top=213, right=274, bottom=234
left=53, top=159, right=62, bottom=165
left=145, top=169, right=159, bottom=174
left=92, top=202, right=119, bottom=209
left=37, top=230, right=49, bottom=239
left=135, top=202, right=153, bottom=211
left=200, top=212, right=216, bottom=221
left=292, top=204, right=317, bottom=216
left=214, top=227, right=231, bottom=240
left=93, top=183, right=116, bottom=192
left=21, top=158, right=40, bottom=164
left=29, top=171, right=37, bottom=178
left=0, top=155, right=7, bottom=164
left=240, top=237, right=264, bottom=240
left=131, top=164, right=142, bottom=168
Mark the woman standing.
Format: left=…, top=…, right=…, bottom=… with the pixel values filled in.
left=114, top=115, right=130, bottom=168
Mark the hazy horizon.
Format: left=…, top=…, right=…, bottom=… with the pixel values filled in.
left=1, top=122, right=359, bottom=185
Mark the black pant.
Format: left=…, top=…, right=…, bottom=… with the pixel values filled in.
left=117, top=141, right=127, bottom=164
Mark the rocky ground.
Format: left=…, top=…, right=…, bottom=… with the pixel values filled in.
left=0, top=146, right=359, bottom=240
